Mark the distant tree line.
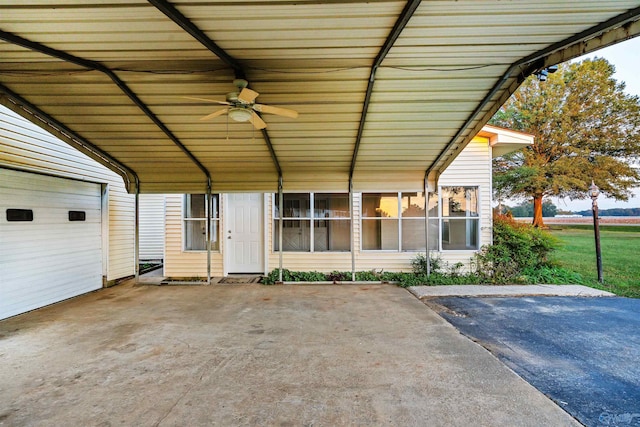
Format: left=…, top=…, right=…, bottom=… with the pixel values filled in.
left=574, top=207, right=640, bottom=217
left=502, top=201, right=640, bottom=217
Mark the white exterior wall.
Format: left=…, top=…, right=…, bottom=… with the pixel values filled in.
left=0, top=106, right=135, bottom=282
left=163, top=137, right=492, bottom=277
left=436, top=136, right=492, bottom=269
left=139, top=194, right=165, bottom=260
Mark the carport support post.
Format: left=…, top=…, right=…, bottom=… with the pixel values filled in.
left=135, top=187, right=140, bottom=283
left=278, top=177, right=284, bottom=283
left=424, top=178, right=431, bottom=276
left=207, top=186, right=212, bottom=284
left=350, top=179, right=355, bottom=281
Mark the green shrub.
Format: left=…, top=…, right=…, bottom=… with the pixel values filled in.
left=261, top=269, right=327, bottom=284
left=475, top=214, right=559, bottom=283
left=410, top=253, right=444, bottom=275
left=355, top=270, right=381, bottom=281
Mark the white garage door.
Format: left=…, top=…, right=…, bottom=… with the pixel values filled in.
left=0, top=169, right=103, bottom=320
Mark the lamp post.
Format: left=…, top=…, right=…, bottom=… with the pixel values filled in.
left=589, top=181, right=603, bottom=283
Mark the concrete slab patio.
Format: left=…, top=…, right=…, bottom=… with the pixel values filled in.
left=0, top=282, right=579, bottom=426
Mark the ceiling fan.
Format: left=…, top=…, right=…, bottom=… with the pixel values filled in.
left=186, top=79, right=298, bottom=130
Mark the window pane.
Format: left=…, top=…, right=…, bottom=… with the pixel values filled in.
left=401, top=192, right=425, bottom=218
left=210, top=194, right=219, bottom=219
left=428, top=192, right=439, bottom=217
left=401, top=219, right=425, bottom=251
left=273, top=220, right=310, bottom=251
left=185, top=194, right=206, bottom=218
left=428, top=218, right=439, bottom=251
left=362, top=193, right=398, bottom=217
left=314, top=220, right=350, bottom=251
left=442, top=219, right=479, bottom=250
left=314, top=193, right=350, bottom=218
left=275, top=194, right=310, bottom=218
left=362, top=219, right=398, bottom=250
left=210, top=219, right=220, bottom=251
left=442, top=187, right=478, bottom=217
left=185, top=220, right=206, bottom=250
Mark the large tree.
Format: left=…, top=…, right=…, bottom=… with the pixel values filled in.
left=490, top=58, right=640, bottom=227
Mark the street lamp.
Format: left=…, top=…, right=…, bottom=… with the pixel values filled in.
left=589, top=181, right=603, bottom=283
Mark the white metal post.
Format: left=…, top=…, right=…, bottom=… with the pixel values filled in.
left=206, top=187, right=212, bottom=284
left=278, top=176, right=284, bottom=283
left=424, top=178, right=430, bottom=276
left=350, top=179, right=355, bottom=281
left=134, top=187, right=140, bottom=283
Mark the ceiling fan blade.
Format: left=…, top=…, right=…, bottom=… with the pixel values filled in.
left=238, top=88, right=259, bottom=104
left=199, top=108, right=229, bottom=121
left=184, top=96, right=230, bottom=105
left=253, top=104, right=299, bottom=119
left=250, top=111, right=267, bottom=130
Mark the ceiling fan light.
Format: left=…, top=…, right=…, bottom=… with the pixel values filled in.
left=228, top=107, right=253, bottom=122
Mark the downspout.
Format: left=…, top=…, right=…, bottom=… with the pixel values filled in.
left=278, top=176, right=284, bottom=283
left=350, top=178, right=356, bottom=281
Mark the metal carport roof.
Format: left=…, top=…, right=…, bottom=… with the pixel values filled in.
left=1, top=1, right=639, bottom=193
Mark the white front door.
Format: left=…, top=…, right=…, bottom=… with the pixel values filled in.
left=226, top=193, right=264, bottom=273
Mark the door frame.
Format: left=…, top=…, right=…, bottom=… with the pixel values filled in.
left=223, top=193, right=267, bottom=276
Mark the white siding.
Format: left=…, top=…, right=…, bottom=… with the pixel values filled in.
left=139, top=194, right=165, bottom=260
left=0, top=169, right=102, bottom=319
left=0, top=106, right=135, bottom=282
left=438, top=136, right=492, bottom=268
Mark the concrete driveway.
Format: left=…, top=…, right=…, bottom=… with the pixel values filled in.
left=0, top=282, right=577, bottom=426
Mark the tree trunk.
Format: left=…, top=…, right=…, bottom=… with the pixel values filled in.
left=532, top=195, right=545, bottom=228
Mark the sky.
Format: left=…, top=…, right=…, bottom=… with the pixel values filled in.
left=550, top=36, right=640, bottom=211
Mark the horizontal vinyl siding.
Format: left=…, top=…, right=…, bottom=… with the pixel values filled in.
left=139, top=194, right=165, bottom=260
left=439, top=136, right=492, bottom=252
left=0, top=106, right=135, bottom=281
left=164, top=194, right=223, bottom=278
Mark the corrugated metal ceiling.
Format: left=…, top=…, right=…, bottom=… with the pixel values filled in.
left=1, top=1, right=639, bottom=193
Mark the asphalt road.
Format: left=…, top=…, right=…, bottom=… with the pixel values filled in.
left=432, top=296, right=640, bottom=427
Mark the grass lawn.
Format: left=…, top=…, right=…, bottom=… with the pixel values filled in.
left=549, top=225, right=640, bottom=298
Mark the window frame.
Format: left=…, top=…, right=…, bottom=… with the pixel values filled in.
left=182, top=194, right=221, bottom=252
left=273, top=192, right=351, bottom=252
left=436, top=186, right=481, bottom=252
left=359, top=188, right=481, bottom=252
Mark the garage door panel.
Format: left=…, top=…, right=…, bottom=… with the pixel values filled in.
left=1, top=169, right=103, bottom=320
